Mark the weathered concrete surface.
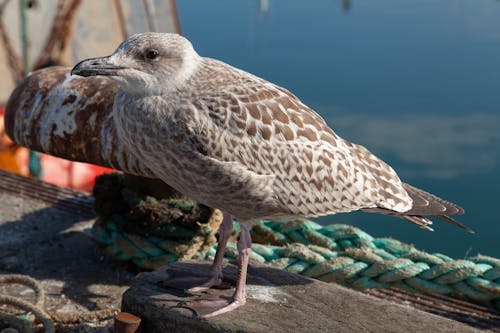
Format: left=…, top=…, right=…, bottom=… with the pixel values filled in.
left=0, top=190, right=134, bottom=332
left=122, top=261, right=483, bottom=333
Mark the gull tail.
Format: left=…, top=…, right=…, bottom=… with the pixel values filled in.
left=363, top=183, right=473, bottom=233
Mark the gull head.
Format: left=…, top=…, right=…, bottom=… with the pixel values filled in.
left=71, top=32, right=200, bottom=95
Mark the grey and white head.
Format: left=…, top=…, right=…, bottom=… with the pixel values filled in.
left=71, top=32, right=200, bottom=95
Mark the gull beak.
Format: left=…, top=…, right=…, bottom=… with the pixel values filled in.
left=71, top=56, right=126, bottom=77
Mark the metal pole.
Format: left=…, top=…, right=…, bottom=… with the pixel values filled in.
left=143, top=0, right=157, bottom=32
left=19, top=0, right=28, bottom=71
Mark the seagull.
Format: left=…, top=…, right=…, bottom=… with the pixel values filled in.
left=71, top=32, right=472, bottom=318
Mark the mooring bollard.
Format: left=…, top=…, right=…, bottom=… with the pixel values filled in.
left=114, top=312, right=141, bottom=333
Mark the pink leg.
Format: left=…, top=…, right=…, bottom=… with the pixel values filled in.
left=189, top=212, right=233, bottom=291
left=162, top=212, right=233, bottom=291
left=181, top=223, right=252, bottom=318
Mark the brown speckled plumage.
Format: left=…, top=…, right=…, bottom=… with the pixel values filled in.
left=72, top=32, right=467, bottom=232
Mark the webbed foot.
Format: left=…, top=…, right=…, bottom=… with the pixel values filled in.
left=180, top=294, right=245, bottom=318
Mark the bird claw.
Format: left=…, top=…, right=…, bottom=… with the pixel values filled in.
left=179, top=294, right=245, bottom=318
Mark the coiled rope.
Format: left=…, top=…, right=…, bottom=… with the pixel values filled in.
left=0, top=275, right=117, bottom=333
left=0, top=275, right=53, bottom=333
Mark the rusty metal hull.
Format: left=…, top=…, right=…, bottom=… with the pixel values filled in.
left=5, top=66, right=154, bottom=177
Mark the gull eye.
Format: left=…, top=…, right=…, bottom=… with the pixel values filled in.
left=145, top=49, right=159, bottom=60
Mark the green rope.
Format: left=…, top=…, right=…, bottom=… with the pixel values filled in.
left=91, top=174, right=500, bottom=311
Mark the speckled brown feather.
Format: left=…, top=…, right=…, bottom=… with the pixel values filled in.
left=110, top=44, right=465, bottom=229
left=8, top=33, right=469, bottom=232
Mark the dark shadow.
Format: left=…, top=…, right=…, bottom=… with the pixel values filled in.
left=0, top=197, right=135, bottom=312
left=121, top=261, right=313, bottom=320
left=428, top=309, right=500, bottom=332
left=149, top=261, right=313, bottom=300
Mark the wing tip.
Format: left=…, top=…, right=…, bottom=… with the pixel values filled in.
left=435, top=215, right=474, bottom=234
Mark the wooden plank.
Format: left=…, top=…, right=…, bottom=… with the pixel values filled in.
left=122, top=261, right=483, bottom=333
left=0, top=169, right=94, bottom=218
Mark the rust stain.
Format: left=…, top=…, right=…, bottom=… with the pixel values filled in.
left=62, top=94, right=77, bottom=105
left=4, top=66, right=136, bottom=173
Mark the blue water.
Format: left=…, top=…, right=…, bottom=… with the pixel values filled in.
left=177, top=0, right=500, bottom=258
